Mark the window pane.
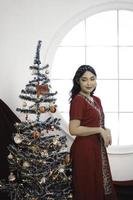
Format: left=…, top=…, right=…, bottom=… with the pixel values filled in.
left=60, top=21, right=85, bottom=46
left=119, top=47, right=133, bottom=79
left=119, top=10, right=133, bottom=45
left=104, top=113, right=119, bottom=145
left=95, top=80, right=118, bottom=112
left=119, top=80, right=133, bottom=112
left=86, top=47, right=118, bottom=79
left=51, top=80, right=72, bottom=112
left=119, top=113, right=133, bottom=145
left=51, top=47, right=85, bottom=79
left=86, top=10, right=117, bottom=46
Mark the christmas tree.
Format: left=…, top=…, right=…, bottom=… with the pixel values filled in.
left=0, top=41, right=72, bottom=200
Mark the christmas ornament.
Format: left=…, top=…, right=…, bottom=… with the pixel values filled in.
left=8, top=172, right=16, bottom=182
left=39, top=106, right=46, bottom=113
left=15, top=122, right=20, bottom=126
left=40, top=177, right=46, bottom=184
left=45, top=69, right=49, bottom=74
left=36, top=84, right=49, bottom=97
left=64, top=154, right=71, bottom=165
left=50, top=105, right=56, bottom=113
left=59, top=167, right=65, bottom=173
left=68, top=194, right=73, bottom=198
left=53, top=138, right=58, bottom=145
left=41, top=149, right=48, bottom=157
left=32, top=130, right=41, bottom=139
left=23, top=161, right=30, bottom=168
left=22, top=101, right=27, bottom=107
left=8, top=153, right=13, bottom=159
left=31, top=145, right=38, bottom=152
left=51, top=125, right=54, bottom=131
left=14, top=133, right=23, bottom=144
left=31, top=198, right=38, bottom=200
left=46, top=125, right=53, bottom=133
left=32, top=69, right=38, bottom=75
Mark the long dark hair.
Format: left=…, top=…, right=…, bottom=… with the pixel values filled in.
left=69, top=65, right=97, bottom=102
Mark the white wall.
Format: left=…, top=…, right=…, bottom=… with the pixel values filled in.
left=1, top=0, right=133, bottom=181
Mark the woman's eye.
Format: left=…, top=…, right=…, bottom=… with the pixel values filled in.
left=91, top=77, right=95, bottom=81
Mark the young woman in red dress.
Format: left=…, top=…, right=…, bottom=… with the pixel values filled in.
left=69, top=65, right=117, bottom=200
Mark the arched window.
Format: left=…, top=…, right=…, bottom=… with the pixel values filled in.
left=51, top=10, right=133, bottom=145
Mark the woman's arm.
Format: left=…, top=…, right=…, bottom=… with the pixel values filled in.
left=69, top=119, right=103, bottom=136
left=69, top=120, right=111, bottom=147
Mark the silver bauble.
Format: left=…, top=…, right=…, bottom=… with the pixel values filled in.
left=40, top=177, right=46, bottom=184
left=59, top=167, right=64, bottom=173
left=14, top=133, right=23, bottom=144
left=8, top=153, right=13, bottom=159
left=23, top=161, right=30, bottom=168
left=8, top=172, right=16, bottom=182
left=22, top=101, right=27, bottom=107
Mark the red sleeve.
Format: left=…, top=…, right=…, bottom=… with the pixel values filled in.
left=69, top=95, right=85, bottom=120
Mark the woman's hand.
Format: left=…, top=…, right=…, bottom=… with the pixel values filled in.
left=100, top=128, right=112, bottom=147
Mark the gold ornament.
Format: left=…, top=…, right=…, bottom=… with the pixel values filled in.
left=64, top=154, right=71, bottom=165
left=50, top=105, right=56, bottom=113
left=32, top=130, right=41, bottom=139
left=39, top=106, right=46, bottom=113
left=31, top=145, right=37, bottom=152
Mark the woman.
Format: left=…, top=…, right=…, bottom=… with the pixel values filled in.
left=69, top=65, right=117, bottom=200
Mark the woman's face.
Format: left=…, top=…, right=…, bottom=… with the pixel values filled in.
left=79, top=71, right=97, bottom=96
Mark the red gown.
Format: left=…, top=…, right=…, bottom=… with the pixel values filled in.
left=69, top=94, right=117, bottom=200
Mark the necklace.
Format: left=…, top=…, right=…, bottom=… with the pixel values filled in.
left=79, top=92, right=94, bottom=102
left=87, top=96, right=94, bottom=103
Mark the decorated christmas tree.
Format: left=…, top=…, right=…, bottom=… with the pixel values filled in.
left=0, top=41, right=72, bottom=200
